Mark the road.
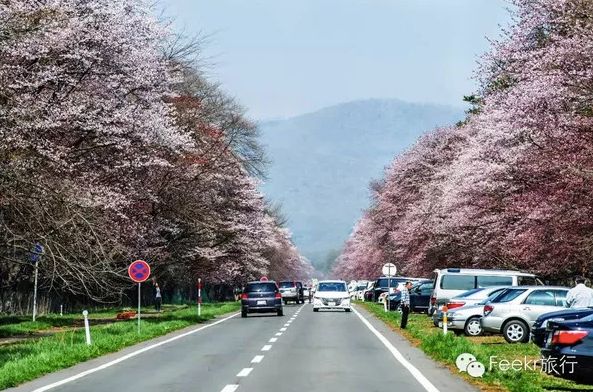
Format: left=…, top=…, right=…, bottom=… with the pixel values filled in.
left=9, top=304, right=476, bottom=392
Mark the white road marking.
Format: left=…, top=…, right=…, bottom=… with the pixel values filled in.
left=220, top=385, right=239, bottom=392
left=275, top=332, right=282, bottom=336
left=251, top=355, right=264, bottom=363
left=269, top=337, right=278, bottom=342
left=237, top=368, right=253, bottom=377
left=352, top=307, right=440, bottom=392
left=284, top=323, right=290, bottom=327
left=261, top=344, right=272, bottom=351
left=280, top=327, right=287, bottom=331
left=30, top=312, right=239, bottom=392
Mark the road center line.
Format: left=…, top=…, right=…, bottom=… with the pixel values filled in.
left=352, top=307, right=440, bottom=392
left=261, top=344, right=272, bottom=351
left=284, top=323, right=290, bottom=326
left=237, top=368, right=253, bottom=377
left=251, top=355, right=264, bottom=363
left=280, top=327, right=287, bottom=331
left=269, top=337, right=278, bottom=343
left=30, top=312, right=239, bottom=392
left=220, top=385, right=239, bottom=392
left=275, top=332, right=282, bottom=336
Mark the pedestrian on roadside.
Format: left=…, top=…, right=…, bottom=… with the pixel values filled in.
left=566, top=276, right=593, bottom=308
left=155, top=283, right=162, bottom=312
left=400, top=281, right=413, bottom=329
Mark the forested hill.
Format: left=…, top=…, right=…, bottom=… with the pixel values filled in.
left=260, top=99, right=464, bottom=270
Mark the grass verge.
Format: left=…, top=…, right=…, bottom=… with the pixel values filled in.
left=360, top=302, right=593, bottom=392
left=0, top=302, right=239, bottom=389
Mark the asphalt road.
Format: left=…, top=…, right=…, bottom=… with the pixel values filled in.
left=9, top=304, right=476, bottom=392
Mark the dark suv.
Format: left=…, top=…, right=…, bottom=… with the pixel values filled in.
left=279, top=281, right=305, bottom=304
left=241, top=281, right=283, bottom=317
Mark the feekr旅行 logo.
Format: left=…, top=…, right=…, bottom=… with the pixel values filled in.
left=456, top=353, right=485, bottom=378
left=456, top=352, right=578, bottom=377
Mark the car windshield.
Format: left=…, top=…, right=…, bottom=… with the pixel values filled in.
left=478, top=291, right=505, bottom=305
left=318, top=282, right=347, bottom=292
left=452, top=288, right=484, bottom=299
left=377, top=278, right=406, bottom=288
left=279, top=282, right=294, bottom=288
left=246, top=283, right=277, bottom=292
left=492, top=288, right=527, bottom=303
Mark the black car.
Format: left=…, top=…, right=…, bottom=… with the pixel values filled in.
left=387, top=280, right=433, bottom=312
left=372, top=277, right=413, bottom=301
left=241, top=281, right=283, bottom=317
left=541, top=314, right=593, bottom=382
left=532, top=307, right=593, bottom=347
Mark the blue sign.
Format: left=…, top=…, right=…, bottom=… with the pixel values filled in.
left=30, top=243, right=44, bottom=264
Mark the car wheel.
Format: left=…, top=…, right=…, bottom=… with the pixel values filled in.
left=345, top=308, right=351, bottom=313
left=241, top=310, right=247, bottom=318
left=464, top=316, right=483, bottom=336
left=503, top=320, right=529, bottom=343
left=313, top=308, right=319, bottom=312
left=277, top=309, right=283, bottom=316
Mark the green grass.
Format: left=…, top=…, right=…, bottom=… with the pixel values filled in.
left=361, top=302, right=593, bottom=392
left=0, top=302, right=240, bottom=389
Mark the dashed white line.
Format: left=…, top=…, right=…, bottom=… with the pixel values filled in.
left=284, top=323, right=290, bottom=327
left=275, top=332, right=282, bottom=336
left=237, top=368, right=253, bottom=377
left=220, top=385, right=239, bottom=392
left=280, top=327, right=287, bottom=331
left=251, top=355, right=264, bottom=363
left=269, top=337, right=278, bottom=343
left=261, top=344, right=272, bottom=351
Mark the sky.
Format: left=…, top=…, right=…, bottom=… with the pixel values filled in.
left=159, top=0, right=511, bottom=120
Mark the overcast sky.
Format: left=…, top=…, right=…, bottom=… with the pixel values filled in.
left=159, top=0, right=511, bottom=120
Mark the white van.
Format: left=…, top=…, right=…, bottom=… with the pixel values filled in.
left=428, top=268, right=542, bottom=315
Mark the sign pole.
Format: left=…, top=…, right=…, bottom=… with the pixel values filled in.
left=33, top=262, right=39, bottom=321
left=198, top=278, right=202, bottom=317
left=137, top=282, right=141, bottom=334
left=386, top=273, right=390, bottom=313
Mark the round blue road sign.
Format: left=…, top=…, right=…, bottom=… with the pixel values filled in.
left=128, top=260, right=151, bottom=283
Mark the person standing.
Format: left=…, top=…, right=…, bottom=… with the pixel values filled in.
left=154, top=283, right=162, bottom=312
left=566, top=276, right=593, bottom=308
left=400, top=281, right=413, bottom=329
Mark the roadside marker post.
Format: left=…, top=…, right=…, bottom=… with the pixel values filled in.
left=197, top=278, right=202, bottom=317
left=82, top=310, right=91, bottom=345
left=442, top=305, right=448, bottom=335
left=128, top=260, right=151, bottom=334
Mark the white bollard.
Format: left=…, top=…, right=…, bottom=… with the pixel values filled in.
left=60, top=304, right=63, bottom=317
left=82, top=310, right=92, bottom=345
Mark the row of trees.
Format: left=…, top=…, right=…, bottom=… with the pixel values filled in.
left=334, top=0, right=593, bottom=280
left=0, top=0, right=312, bottom=312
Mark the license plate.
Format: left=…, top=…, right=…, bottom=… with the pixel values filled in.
left=328, top=302, right=336, bottom=306
left=438, top=321, right=443, bottom=328
left=257, top=300, right=266, bottom=305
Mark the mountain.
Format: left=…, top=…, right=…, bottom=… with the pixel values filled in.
left=259, top=98, right=465, bottom=271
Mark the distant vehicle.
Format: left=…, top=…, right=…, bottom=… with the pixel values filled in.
left=541, top=314, right=593, bottom=383
left=481, top=286, right=569, bottom=343
left=431, top=286, right=509, bottom=326
left=428, top=268, right=543, bottom=315
left=279, top=281, right=304, bottom=304
left=387, top=279, right=433, bottom=313
left=303, top=286, right=310, bottom=297
left=435, top=288, right=510, bottom=336
left=531, top=307, right=593, bottom=347
left=241, top=281, right=283, bottom=317
left=313, top=280, right=351, bottom=312
left=352, top=281, right=369, bottom=300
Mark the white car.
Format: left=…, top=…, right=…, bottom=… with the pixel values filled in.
left=313, top=280, right=351, bottom=312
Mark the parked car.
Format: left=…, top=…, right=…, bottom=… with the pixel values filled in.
left=541, top=314, right=593, bottom=382
left=352, top=281, right=369, bottom=300
left=531, top=307, right=593, bottom=347
left=431, top=286, right=509, bottom=326
left=428, top=268, right=543, bottom=315
left=372, top=276, right=417, bottom=302
left=387, top=279, right=433, bottom=312
left=313, top=280, right=351, bottom=312
left=481, top=286, right=569, bottom=343
left=241, top=281, right=283, bottom=317
left=363, top=281, right=375, bottom=301
left=279, top=280, right=304, bottom=304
